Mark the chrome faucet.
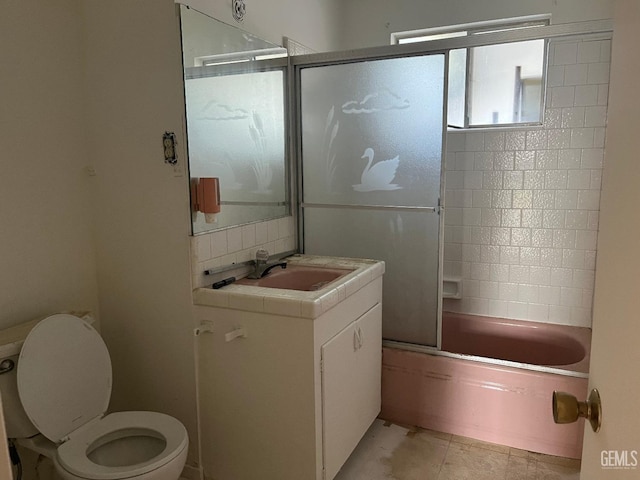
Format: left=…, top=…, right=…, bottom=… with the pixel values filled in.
left=247, top=249, right=287, bottom=279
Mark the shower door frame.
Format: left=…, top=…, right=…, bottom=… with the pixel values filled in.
left=289, top=18, right=614, bottom=354
left=291, top=44, right=450, bottom=348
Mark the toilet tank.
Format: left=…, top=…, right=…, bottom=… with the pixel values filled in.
left=0, top=312, right=95, bottom=438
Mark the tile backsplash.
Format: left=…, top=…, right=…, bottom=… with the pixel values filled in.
left=190, top=216, right=297, bottom=289
left=443, top=36, right=611, bottom=328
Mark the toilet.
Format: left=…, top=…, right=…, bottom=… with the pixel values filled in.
left=0, top=313, right=188, bottom=480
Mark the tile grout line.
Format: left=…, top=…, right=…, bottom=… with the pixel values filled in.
left=434, top=437, right=451, bottom=480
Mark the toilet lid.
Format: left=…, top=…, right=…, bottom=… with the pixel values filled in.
left=17, top=314, right=112, bottom=443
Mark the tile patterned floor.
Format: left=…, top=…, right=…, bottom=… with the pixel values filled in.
left=334, top=419, right=580, bottom=480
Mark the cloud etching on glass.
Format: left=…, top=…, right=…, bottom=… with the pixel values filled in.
left=196, top=102, right=272, bottom=193
left=353, top=148, right=402, bottom=192
left=198, top=100, right=249, bottom=121
left=341, top=88, right=410, bottom=114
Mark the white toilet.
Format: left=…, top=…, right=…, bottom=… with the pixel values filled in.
left=0, top=313, right=188, bottom=480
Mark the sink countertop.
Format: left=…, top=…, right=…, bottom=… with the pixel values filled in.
left=193, top=255, right=385, bottom=319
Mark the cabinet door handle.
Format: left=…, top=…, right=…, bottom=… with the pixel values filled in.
left=353, top=327, right=363, bottom=351
left=225, top=327, right=247, bottom=342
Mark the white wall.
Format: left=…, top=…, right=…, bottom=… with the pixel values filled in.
left=0, top=395, right=12, bottom=480
left=1, top=0, right=340, bottom=477
left=81, top=0, right=341, bottom=475
left=0, top=1, right=99, bottom=329
left=81, top=0, right=201, bottom=469
left=339, top=0, right=614, bottom=49
left=181, top=0, right=342, bottom=52
left=443, top=36, right=611, bottom=327
left=581, top=0, right=640, bottom=476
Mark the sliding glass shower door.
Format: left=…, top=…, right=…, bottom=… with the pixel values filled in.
left=296, top=52, right=446, bottom=346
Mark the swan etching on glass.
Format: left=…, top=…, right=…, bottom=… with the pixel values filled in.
left=352, top=148, right=402, bottom=192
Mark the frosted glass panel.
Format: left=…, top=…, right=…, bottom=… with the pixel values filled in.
left=299, top=53, right=445, bottom=347
left=305, top=208, right=440, bottom=346
left=184, top=70, right=287, bottom=233
left=447, top=49, right=467, bottom=128
left=300, top=55, right=445, bottom=207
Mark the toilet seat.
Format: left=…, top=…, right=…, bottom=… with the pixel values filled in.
left=16, top=314, right=188, bottom=479
left=17, top=313, right=112, bottom=443
left=56, top=411, right=188, bottom=480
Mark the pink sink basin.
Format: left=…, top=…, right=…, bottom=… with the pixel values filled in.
left=237, top=265, right=353, bottom=291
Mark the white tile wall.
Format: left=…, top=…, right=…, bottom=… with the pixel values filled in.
left=443, top=37, right=611, bottom=328
left=190, top=216, right=297, bottom=288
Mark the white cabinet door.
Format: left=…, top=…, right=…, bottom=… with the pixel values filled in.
left=321, top=303, right=382, bottom=480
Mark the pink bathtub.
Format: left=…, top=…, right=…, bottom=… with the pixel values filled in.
left=380, top=312, right=590, bottom=459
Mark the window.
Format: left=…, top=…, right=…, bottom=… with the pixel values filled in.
left=392, top=16, right=549, bottom=129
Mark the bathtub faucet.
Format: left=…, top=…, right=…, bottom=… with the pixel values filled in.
left=247, top=249, right=287, bottom=279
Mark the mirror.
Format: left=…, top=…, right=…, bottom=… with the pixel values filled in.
left=179, top=6, right=289, bottom=235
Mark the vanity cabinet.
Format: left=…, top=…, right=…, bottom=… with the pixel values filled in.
left=193, top=257, right=383, bottom=480
left=321, top=304, right=381, bottom=480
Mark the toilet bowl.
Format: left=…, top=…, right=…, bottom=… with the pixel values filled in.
left=13, top=313, right=188, bottom=480
left=52, top=411, right=188, bottom=480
